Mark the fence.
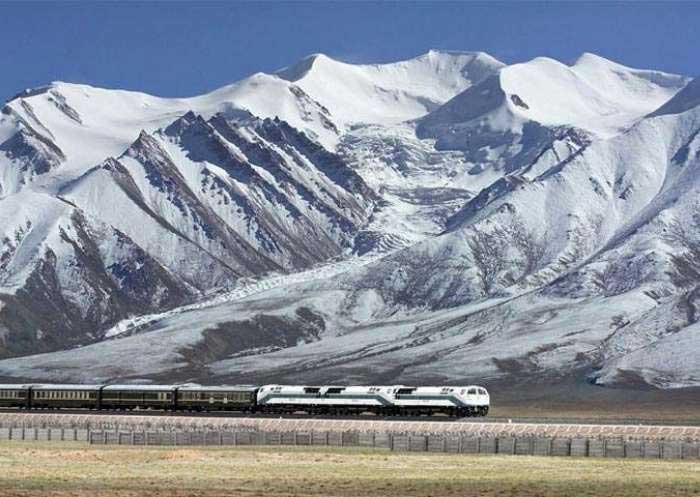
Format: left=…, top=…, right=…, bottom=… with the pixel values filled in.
left=87, top=430, right=700, bottom=460
left=0, top=427, right=89, bottom=442
left=2, top=412, right=698, bottom=441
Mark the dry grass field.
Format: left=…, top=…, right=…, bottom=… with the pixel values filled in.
left=0, top=442, right=698, bottom=497
left=488, top=384, right=700, bottom=424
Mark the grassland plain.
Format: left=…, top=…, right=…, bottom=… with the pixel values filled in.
left=0, top=442, right=698, bottom=497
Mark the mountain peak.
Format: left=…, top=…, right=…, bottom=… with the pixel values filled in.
left=5, top=84, right=53, bottom=103
left=649, top=76, right=700, bottom=117
left=421, top=48, right=497, bottom=60
left=275, top=53, right=334, bottom=82
left=573, top=51, right=618, bottom=68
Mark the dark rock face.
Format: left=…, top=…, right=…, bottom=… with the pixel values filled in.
left=0, top=124, right=65, bottom=188
left=179, top=307, right=325, bottom=371
left=164, top=112, right=375, bottom=266
left=0, top=211, right=193, bottom=358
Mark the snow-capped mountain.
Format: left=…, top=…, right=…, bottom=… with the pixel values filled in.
left=0, top=51, right=698, bottom=394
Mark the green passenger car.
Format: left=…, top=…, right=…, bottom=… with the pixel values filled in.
left=0, top=384, right=31, bottom=408
left=31, top=384, right=101, bottom=409
left=101, top=385, right=177, bottom=410
left=176, top=386, right=257, bottom=411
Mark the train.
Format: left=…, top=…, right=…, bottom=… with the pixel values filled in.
left=0, top=383, right=490, bottom=417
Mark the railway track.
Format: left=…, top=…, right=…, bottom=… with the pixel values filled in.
left=1, top=410, right=699, bottom=441
left=0, top=408, right=697, bottom=426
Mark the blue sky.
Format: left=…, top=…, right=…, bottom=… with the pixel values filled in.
left=1, top=1, right=699, bottom=101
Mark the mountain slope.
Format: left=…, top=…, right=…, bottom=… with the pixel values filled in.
left=0, top=51, right=698, bottom=393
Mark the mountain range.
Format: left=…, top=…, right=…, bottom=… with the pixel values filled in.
left=0, top=50, right=698, bottom=397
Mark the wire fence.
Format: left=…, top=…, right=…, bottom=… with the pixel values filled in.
left=2, top=425, right=698, bottom=459
left=2, top=413, right=698, bottom=441
left=83, top=429, right=700, bottom=460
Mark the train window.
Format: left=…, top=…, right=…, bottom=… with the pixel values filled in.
left=479, top=388, right=487, bottom=395
left=468, top=388, right=477, bottom=395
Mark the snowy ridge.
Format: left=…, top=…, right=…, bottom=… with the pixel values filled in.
left=277, top=50, right=504, bottom=126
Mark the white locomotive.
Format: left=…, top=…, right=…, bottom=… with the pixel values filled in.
left=256, top=384, right=490, bottom=417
